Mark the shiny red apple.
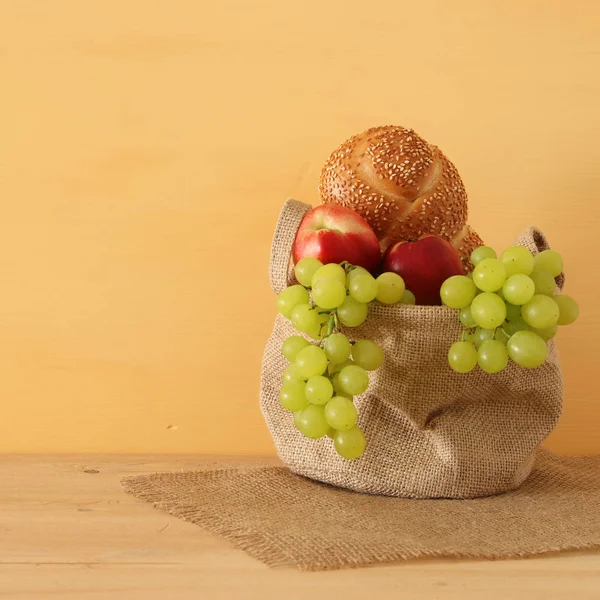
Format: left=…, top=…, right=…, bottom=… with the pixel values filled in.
left=382, top=234, right=464, bottom=305
left=293, top=204, right=381, bottom=272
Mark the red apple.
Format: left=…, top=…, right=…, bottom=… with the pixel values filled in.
left=382, top=234, right=464, bottom=305
left=293, top=204, right=381, bottom=272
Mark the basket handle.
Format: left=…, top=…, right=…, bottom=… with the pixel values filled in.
left=515, top=226, right=565, bottom=291
left=269, top=199, right=312, bottom=294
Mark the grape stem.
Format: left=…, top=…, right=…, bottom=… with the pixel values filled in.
left=327, top=313, right=335, bottom=337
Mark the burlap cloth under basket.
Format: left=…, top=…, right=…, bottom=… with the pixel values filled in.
left=261, top=199, right=564, bottom=499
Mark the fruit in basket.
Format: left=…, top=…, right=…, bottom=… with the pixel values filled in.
left=325, top=396, right=358, bottom=431
left=382, top=234, right=463, bottom=305
left=324, top=333, right=352, bottom=363
left=337, top=296, right=369, bottom=327
left=375, top=272, right=405, bottom=304
left=499, top=246, right=535, bottom=277
left=502, top=274, right=535, bottom=305
left=293, top=204, right=381, bottom=273
left=338, top=364, right=369, bottom=396
left=470, top=245, right=497, bottom=266
left=295, top=404, right=330, bottom=439
left=442, top=243, right=578, bottom=374
left=534, top=250, right=563, bottom=277
left=521, top=295, right=560, bottom=329
left=319, top=125, right=483, bottom=266
left=553, top=294, right=579, bottom=326
left=470, top=293, right=507, bottom=328
left=334, top=427, right=367, bottom=460
left=276, top=285, right=310, bottom=318
left=276, top=260, right=392, bottom=459
left=507, top=330, right=548, bottom=369
left=440, top=275, right=477, bottom=309
left=447, top=341, right=478, bottom=373
left=472, top=258, right=507, bottom=292
left=477, top=340, right=509, bottom=373
left=352, top=339, right=384, bottom=371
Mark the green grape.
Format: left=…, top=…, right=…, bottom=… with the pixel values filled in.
left=553, top=294, right=579, bottom=326
left=447, top=341, right=478, bottom=373
left=534, top=250, right=563, bottom=277
left=312, top=277, right=347, bottom=309
left=494, top=327, right=510, bottom=344
left=306, top=312, right=330, bottom=340
left=529, top=268, right=556, bottom=296
left=276, top=285, right=310, bottom=318
left=295, top=345, right=328, bottom=378
left=503, top=317, right=530, bottom=336
left=334, top=426, right=367, bottom=459
left=329, top=359, right=354, bottom=375
left=502, top=274, right=535, bottom=305
left=477, top=339, right=509, bottom=373
left=324, top=333, right=352, bottom=363
left=326, top=427, right=336, bottom=439
left=349, top=272, right=378, bottom=303
left=471, top=245, right=497, bottom=266
left=440, top=275, right=477, bottom=309
left=283, top=363, right=305, bottom=384
left=337, top=296, right=368, bottom=327
left=499, top=246, right=534, bottom=277
left=507, top=330, right=548, bottom=368
left=294, top=257, right=323, bottom=287
left=290, top=304, right=320, bottom=333
left=339, top=365, right=369, bottom=396
left=531, top=324, right=558, bottom=341
left=462, top=329, right=476, bottom=344
left=279, top=380, right=309, bottom=412
left=318, top=312, right=331, bottom=325
left=306, top=322, right=325, bottom=341
left=312, top=263, right=346, bottom=287
left=470, top=292, right=507, bottom=329
left=281, top=336, right=311, bottom=362
left=295, top=404, right=330, bottom=439
left=351, top=339, right=384, bottom=371
left=293, top=410, right=304, bottom=430
left=375, top=272, right=406, bottom=304
left=331, top=372, right=343, bottom=395
left=521, top=295, right=560, bottom=329
left=473, top=327, right=495, bottom=347
left=325, top=396, right=358, bottom=431
left=305, top=375, right=334, bottom=405
left=505, top=302, right=522, bottom=321
left=459, top=306, right=477, bottom=327
left=473, top=258, right=507, bottom=292
left=346, top=266, right=369, bottom=287
left=401, top=289, right=416, bottom=305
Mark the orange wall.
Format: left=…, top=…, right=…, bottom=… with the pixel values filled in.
left=1, top=1, right=598, bottom=454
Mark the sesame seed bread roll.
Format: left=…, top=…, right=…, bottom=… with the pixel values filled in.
left=319, top=125, right=483, bottom=266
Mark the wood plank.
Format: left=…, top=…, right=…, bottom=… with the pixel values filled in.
left=1, top=455, right=599, bottom=599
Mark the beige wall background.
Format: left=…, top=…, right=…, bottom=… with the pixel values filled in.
left=1, top=1, right=598, bottom=454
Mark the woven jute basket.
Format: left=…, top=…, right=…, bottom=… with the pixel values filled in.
left=260, top=199, right=564, bottom=499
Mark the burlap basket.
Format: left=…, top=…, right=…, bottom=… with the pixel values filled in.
left=261, top=199, right=564, bottom=499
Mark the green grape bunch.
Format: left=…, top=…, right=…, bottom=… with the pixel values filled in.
left=275, top=258, right=414, bottom=459
left=441, top=244, right=579, bottom=374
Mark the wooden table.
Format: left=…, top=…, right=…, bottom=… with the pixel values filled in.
left=2, top=456, right=599, bottom=599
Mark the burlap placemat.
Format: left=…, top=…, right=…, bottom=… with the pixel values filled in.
left=122, top=450, right=600, bottom=571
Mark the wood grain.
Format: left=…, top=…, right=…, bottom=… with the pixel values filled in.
left=1, top=455, right=599, bottom=599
